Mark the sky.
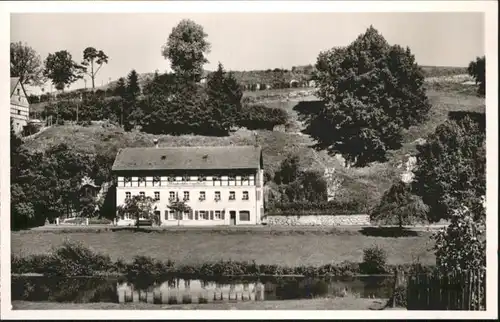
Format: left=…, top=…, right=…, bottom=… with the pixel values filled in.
left=11, top=12, right=485, bottom=95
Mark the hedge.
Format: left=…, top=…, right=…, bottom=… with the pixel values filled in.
left=267, top=200, right=367, bottom=215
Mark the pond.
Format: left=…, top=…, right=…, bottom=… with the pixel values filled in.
left=12, top=275, right=393, bottom=305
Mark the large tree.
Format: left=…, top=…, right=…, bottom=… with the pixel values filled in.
left=81, top=47, right=109, bottom=90
left=126, top=69, right=141, bottom=101
left=44, top=50, right=85, bottom=91
left=468, top=56, right=485, bottom=96
left=10, top=41, right=44, bottom=86
left=162, top=19, right=211, bottom=82
left=312, top=26, right=431, bottom=167
left=205, top=63, right=243, bottom=134
left=412, top=113, right=486, bottom=223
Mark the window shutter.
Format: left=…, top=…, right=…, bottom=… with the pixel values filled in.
left=222, top=210, right=225, bottom=220
left=189, top=208, right=194, bottom=220
left=257, top=191, right=261, bottom=201
left=195, top=210, right=199, bottom=220
left=210, top=210, right=214, bottom=220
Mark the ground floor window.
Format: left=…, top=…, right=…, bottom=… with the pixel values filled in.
left=214, top=210, right=222, bottom=220
left=239, top=211, right=250, bottom=221
left=184, top=211, right=192, bottom=220
left=199, top=211, right=209, bottom=220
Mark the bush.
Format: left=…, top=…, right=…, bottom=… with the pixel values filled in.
left=237, top=104, right=288, bottom=130
left=389, top=285, right=408, bottom=308
left=88, top=217, right=112, bottom=225
left=46, top=240, right=113, bottom=276
left=125, top=255, right=175, bottom=279
left=360, top=245, right=388, bottom=274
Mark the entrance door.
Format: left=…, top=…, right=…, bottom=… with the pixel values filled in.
left=230, top=211, right=237, bottom=225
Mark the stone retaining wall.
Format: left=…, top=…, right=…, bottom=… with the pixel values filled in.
left=265, top=214, right=371, bottom=226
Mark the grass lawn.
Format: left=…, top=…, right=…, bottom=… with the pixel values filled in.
left=11, top=230, right=435, bottom=266
left=11, top=297, right=392, bottom=310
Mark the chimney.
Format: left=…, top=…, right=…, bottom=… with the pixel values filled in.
left=153, top=138, right=159, bottom=148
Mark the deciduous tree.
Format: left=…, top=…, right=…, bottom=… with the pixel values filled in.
left=312, top=26, right=431, bottom=167
left=467, top=56, right=485, bottom=96
left=162, top=19, right=211, bottom=81
left=44, top=50, right=85, bottom=91
left=81, top=47, right=109, bottom=90
left=412, top=114, right=486, bottom=222
left=117, top=195, right=157, bottom=228
left=10, top=41, right=44, bottom=86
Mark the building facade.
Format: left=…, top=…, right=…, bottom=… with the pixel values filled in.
left=112, top=144, right=265, bottom=226
left=10, top=77, right=30, bottom=134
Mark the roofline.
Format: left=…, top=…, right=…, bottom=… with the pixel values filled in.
left=10, top=77, right=29, bottom=99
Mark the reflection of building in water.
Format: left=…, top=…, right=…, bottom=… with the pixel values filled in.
left=117, top=279, right=265, bottom=304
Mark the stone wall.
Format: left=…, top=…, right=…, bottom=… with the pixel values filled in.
left=264, top=214, right=371, bottom=226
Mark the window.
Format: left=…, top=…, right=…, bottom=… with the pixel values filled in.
left=17, top=88, right=20, bottom=95
left=229, top=191, right=236, bottom=200
left=125, top=192, right=131, bottom=200
left=167, top=176, right=174, bottom=182
left=139, top=191, right=145, bottom=199
left=183, top=175, right=190, bottom=182
left=154, top=191, right=160, bottom=201
left=199, top=191, right=206, bottom=201
left=169, top=191, right=176, bottom=201
left=138, top=177, right=146, bottom=186
left=198, top=175, right=206, bottom=182
left=242, top=175, right=250, bottom=185
left=229, top=175, right=236, bottom=185
left=124, top=177, right=132, bottom=186
left=199, top=211, right=209, bottom=220
left=184, top=211, right=191, bottom=220
left=214, top=191, right=221, bottom=201
left=239, top=211, right=250, bottom=221
left=215, top=210, right=222, bottom=220
left=183, top=191, right=190, bottom=201
left=17, top=110, right=21, bottom=115
left=168, top=210, right=175, bottom=220
left=242, top=191, right=249, bottom=200
left=153, top=176, right=161, bottom=186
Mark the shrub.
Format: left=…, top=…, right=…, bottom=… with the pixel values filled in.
left=125, top=255, right=175, bottom=279
left=237, top=104, right=288, bottom=130
left=389, top=285, right=408, bottom=308
left=88, top=217, right=112, bottom=225
left=360, top=245, right=388, bottom=274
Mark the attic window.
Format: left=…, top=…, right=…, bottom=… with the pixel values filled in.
left=202, top=154, right=208, bottom=160
left=161, top=155, right=166, bottom=160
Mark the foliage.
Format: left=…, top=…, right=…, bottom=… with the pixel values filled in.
left=78, top=195, right=98, bottom=218
left=10, top=41, right=45, bottom=86
left=88, top=217, right=112, bottom=225
left=313, top=26, right=431, bottom=167
left=237, top=104, right=288, bottom=130
left=274, top=154, right=301, bottom=185
left=360, top=245, right=388, bottom=274
left=46, top=240, right=113, bottom=276
left=162, top=19, right=211, bottom=82
left=126, top=69, right=141, bottom=102
left=412, top=114, right=485, bottom=222
left=81, top=47, right=109, bottom=89
left=432, top=205, right=485, bottom=273
left=44, top=50, right=86, bottom=91
left=205, top=63, right=243, bottom=133
left=467, top=56, right=485, bottom=96
left=116, top=195, right=157, bottom=228
left=370, top=181, right=429, bottom=228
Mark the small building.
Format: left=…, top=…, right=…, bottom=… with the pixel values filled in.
left=112, top=143, right=265, bottom=226
left=10, top=77, right=30, bottom=134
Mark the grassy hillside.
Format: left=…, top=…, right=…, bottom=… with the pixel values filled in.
left=23, top=76, right=484, bottom=210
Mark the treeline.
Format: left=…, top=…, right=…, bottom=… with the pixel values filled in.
left=40, top=65, right=289, bottom=135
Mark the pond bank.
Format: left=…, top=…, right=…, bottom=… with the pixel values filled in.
left=12, top=298, right=395, bottom=310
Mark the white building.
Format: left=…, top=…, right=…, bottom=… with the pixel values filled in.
left=112, top=144, right=265, bottom=226
left=10, top=77, right=30, bottom=134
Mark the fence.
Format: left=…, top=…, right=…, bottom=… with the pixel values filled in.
left=406, top=269, right=486, bottom=310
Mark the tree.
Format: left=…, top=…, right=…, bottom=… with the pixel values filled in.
left=126, top=69, right=141, bottom=101
left=81, top=47, right=109, bottom=90
left=412, top=114, right=486, bottom=223
left=116, top=195, right=157, bottom=228
left=274, top=154, right=301, bottom=185
left=467, top=56, right=485, bottom=96
left=312, top=26, right=431, bottom=167
left=114, top=77, right=127, bottom=98
left=432, top=204, right=485, bottom=309
left=167, top=198, right=192, bottom=225
left=44, top=50, right=85, bottom=91
left=162, top=19, right=211, bottom=82
left=370, top=181, right=429, bottom=228
left=10, top=41, right=44, bottom=86
left=205, top=63, right=243, bottom=134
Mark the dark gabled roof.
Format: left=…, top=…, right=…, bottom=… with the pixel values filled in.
left=10, top=77, right=28, bottom=98
left=112, top=145, right=262, bottom=172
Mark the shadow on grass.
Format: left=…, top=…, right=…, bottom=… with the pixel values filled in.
left=359, top=227, right=420, bottom=238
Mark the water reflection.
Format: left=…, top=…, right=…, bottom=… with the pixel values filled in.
left=12, top=275, right=393, bottom=305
